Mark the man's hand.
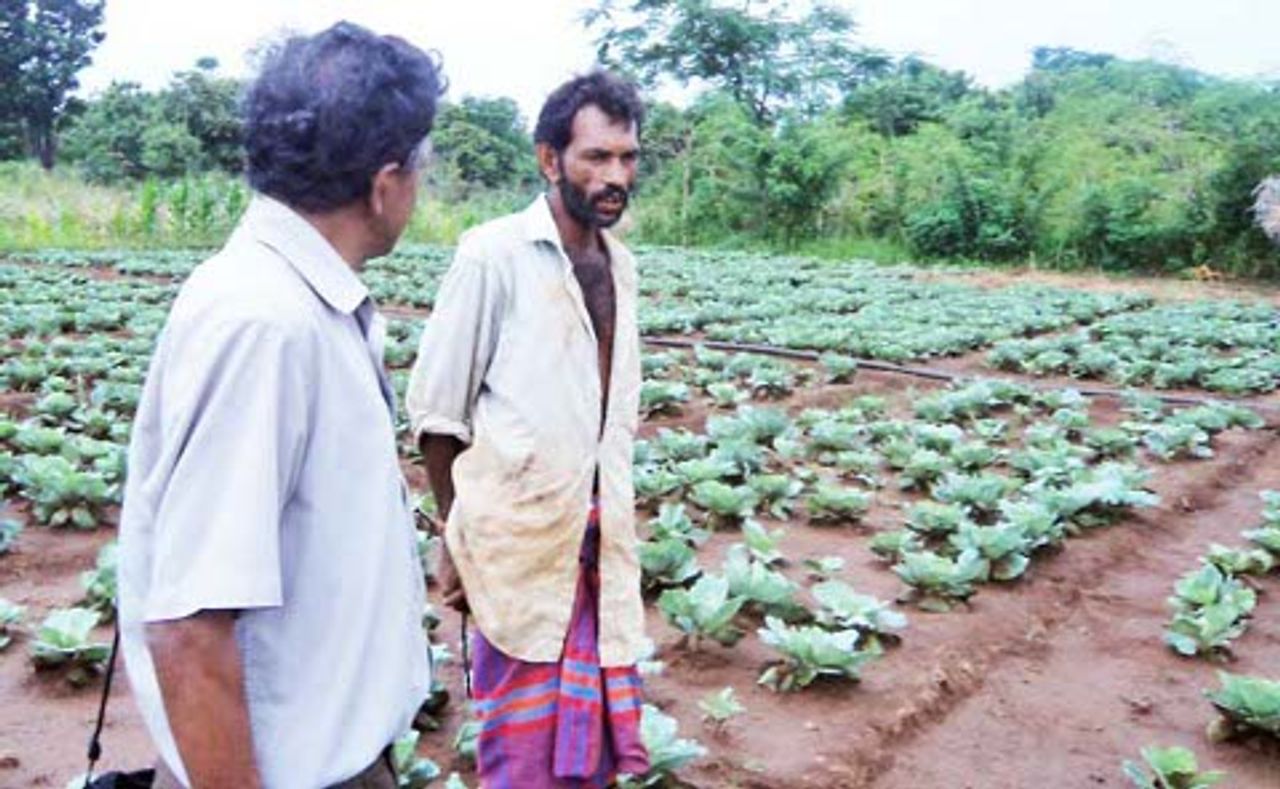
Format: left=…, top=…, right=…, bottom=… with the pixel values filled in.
left=420, top=433, right=468, bottom=613
left=437, top=540, right=468, bottom=613
left=146, top=610, right=263, bottom=789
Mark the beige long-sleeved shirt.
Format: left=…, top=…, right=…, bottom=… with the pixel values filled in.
left=406, top=195, right=645, bottom=666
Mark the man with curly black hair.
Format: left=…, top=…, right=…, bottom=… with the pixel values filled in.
left=407, top=70, right=652, bottom=786
left=118, top=22, right=444, bottom=789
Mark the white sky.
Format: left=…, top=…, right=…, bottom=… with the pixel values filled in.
left=81, top=0, right=1280, bottom=125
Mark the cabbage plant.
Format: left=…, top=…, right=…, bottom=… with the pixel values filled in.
left=0, top=598, right=24, bottom=651
left=1121, top=746, right=1225, bottom=789
left=658, top=574, right=746, bottom=649
left=722, top=545, right=805, bottom=621
left=80, top=541, right=119, bottom=620
left=391, top=729, right=442, bottom=788
left=757, top=616, right=877, bottom=692
left=617, top=704, right=706, bottom=788
left=806, top=484, right=871, bottom=524
left=811, top=579, right=906, bottom=648
left=1163, top=564, right=1256, bottom=659
left=1205, top=672, right=1280, bottom=742
left=892, top=549, right=986, bottom=611
left=639, top=537, right=701, bottom=592
left=31, top=607, right=110, bottom=685
left=689, top=480, right=758, bottom=525
left=14, top=454, right=113, bottom=528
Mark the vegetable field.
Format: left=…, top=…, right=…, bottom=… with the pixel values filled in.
left=2, top=248, right=1279, bottom=788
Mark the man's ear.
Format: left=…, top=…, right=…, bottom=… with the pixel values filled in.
left=369, top=162, right=401, bottom=216
left=536, top=143, right=560, bottom=184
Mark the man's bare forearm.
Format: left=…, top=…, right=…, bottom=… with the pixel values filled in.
left=146, top=611, right=262, bottom=789
left=420, top=433, right=468, bottom=611
left=420, top=433, right=464, bottom=521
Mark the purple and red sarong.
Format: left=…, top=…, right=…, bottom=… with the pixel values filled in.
left=470, top=505, right=651, bottom=788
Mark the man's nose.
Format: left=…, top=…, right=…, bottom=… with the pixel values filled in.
left=602, top=158, right=629, bottom=188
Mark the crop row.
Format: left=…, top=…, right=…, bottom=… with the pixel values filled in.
left=13, top=249, right=1280, bottom=397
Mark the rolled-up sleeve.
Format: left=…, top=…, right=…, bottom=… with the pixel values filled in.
left=143, top=316, right=311, bottom=622
left=406, top=251, right=502, bottom=445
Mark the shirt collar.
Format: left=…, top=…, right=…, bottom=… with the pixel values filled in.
left=523, top=193, right=564, bottom=248
left=522, top=192, right=625, bottom=263
left=241, top=194, right=370, bottom=315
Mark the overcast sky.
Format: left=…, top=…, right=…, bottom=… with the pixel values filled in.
left=81, top=0, right=1279, bottom=124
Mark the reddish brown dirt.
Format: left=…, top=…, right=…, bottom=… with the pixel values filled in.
left=0, top=514, right=153, bottom=788
left=0, top=392, right=37, bottom=418
left=875, top=429, right=1280, bottom=789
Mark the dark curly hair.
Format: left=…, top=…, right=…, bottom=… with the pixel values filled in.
left=243, top=22, right=446, bottom=213
left=533, top=71, right=644, bottom=153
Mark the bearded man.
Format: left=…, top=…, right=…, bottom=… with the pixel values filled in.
left=406, top=71, right=651, bottom=786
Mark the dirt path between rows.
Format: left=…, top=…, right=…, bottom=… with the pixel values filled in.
left=875, top=427, right=1280, bottom=788
left=620, top=402, right=1280, bottom=787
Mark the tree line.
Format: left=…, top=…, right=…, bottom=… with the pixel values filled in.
left=3, top=0, right=1279, bottom=274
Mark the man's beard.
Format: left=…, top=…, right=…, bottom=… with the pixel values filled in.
left=558, top=165, right=629, bottom=229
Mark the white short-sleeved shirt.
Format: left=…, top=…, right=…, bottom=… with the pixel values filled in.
left=118, top=196, right=429, bottom=789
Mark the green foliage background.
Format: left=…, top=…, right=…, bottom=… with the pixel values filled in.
left=2, top=0, right=1279, bottom=275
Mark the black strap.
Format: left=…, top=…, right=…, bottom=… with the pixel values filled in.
left=84, top=622, right=122, bottom=789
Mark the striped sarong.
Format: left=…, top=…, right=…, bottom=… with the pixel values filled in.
left=470, top=505, right=650, bottom=788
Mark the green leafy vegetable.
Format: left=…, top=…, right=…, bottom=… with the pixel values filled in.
left=0, top=598, right=24, bottom=651
left=1205, top=671, right=1280, bottom=742
left=757, top=616, right=878, bottom=692
left=392, top=729, right=442, bottom=788
left=617, top=704, right=706, bottom=787
left=1121, top=745, right=1225, bottom=788
left=658, top=574, right=746, bottom=649
left=811, top=579, right=906, bottom=647
left=690, top=480, right=759, bottom=525
left=723, top=545, right=805, bottom=620
left=892, top=549, right=986, bottom=611
left=698, top=686, right=745, bottom=729
left=31, top=607, right=110, bottom=685
left=80, top=541, right=118, bottom=620
left=806, top=484, right=871, bottom=524
left=1163, top=564, right=1256, bottom=659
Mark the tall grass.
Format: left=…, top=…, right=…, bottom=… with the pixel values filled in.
left=0, top=161, right=541, bottom=252
left=0, top=162, right=245, bottom=249
left=0, top=162, right=917, bottom=269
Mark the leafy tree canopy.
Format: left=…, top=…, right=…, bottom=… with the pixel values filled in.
left=585, top=0, right=890, bottom=124
left=0, top=0, right=105, bottom=168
